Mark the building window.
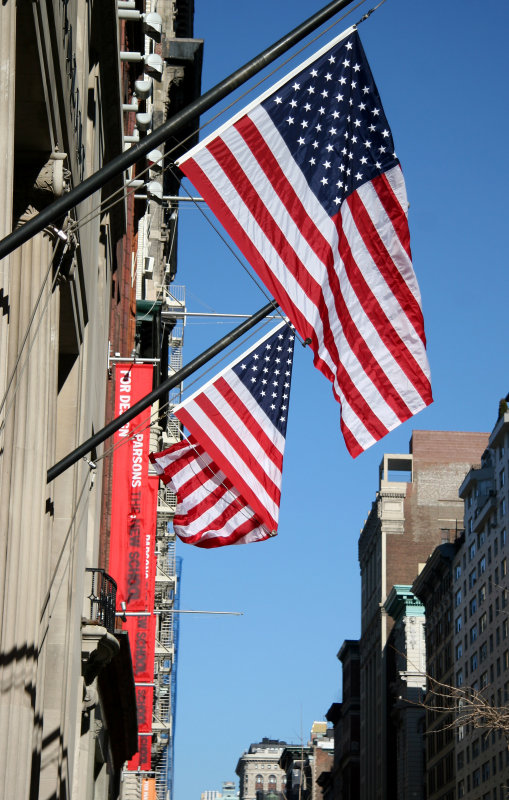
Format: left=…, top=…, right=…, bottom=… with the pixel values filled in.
left=471, top=652, right=478, bottom=671
left=501, top=528, right=506, bottom=547
left=456, top=669, right=463, bottom=687
left=478, top=530, right=487, bottom=548
left=456, top=642, right=463, bottom=660
left=268, top=776, right=277, bottom=791
left=456, top=564, right=462, bottom=580
left=470, top=597, right=477, bottom=616
left=470, top=542, right=476, bottom=560
left=255, top=776, right=264, bottom=792
left=479, top=584, right=487, bottom=604
left=456, top=589, right=462, bottom=607
left=479, top=556, right=487, bottom=574
left=480, top=612, right=488, bottom=632
left=480, top=670, right=488, bottom=688
left=501, top=557, right=507, bottom=577
left=469, top=568, right=477, bottom=588
left=501, top=469, right=506, bottom=488
left=501, top=498, right=507, bottom=517
left=480, top=642, right=488, bottom=662
left=504, top=650, right=509, bottom=671
left=456, top=615, right=463, bottom=633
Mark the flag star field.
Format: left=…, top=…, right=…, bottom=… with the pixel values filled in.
left=262, top=31, right=399, bottom=215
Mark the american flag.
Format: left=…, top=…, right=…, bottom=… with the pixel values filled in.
left=177, top=27, right=432, bottom=457
left=150, top=322, right=294, bottom=548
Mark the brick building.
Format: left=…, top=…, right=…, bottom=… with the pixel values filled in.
left=358, top=430, right=489, bottom=800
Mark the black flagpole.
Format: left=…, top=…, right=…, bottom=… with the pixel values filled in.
left=0, top=0, right=357, bottom=261
left=47, top=300, right=279, bottom=483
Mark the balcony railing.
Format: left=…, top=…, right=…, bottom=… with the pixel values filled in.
left=85, top=568, right=117, bottom=633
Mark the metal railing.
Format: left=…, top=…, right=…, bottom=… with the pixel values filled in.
left=84, top=568, right=117, bottom=633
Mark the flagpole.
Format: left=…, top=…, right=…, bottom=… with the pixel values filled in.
left=47, top=300, right=279, bottom=483
left=0, top=0, right=358, bottom=261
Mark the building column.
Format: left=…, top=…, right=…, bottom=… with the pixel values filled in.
left=0, top=0, right=16, bottom=590
left=0, top=229, right=58, bottom=800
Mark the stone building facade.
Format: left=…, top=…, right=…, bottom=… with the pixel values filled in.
left=358, top=430, right=489, bottom=800
left=236, top=739, right=288, bottom=800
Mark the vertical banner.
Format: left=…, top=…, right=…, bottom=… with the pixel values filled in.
left=108, top=364, right=159, bottom=773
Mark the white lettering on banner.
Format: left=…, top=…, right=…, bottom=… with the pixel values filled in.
left=131, top=434, right=144, bottom=487
left=145, top=534, right=151, bottom=579
left=118, top=370, right=132, bottom=437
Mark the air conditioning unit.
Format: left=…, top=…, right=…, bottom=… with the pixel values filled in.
left=144, top=256, right=154, bottom=275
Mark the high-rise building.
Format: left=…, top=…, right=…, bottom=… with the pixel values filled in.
left=358, top=430, right=489, bottom=800
left=450, top=408, right=509, bottom=799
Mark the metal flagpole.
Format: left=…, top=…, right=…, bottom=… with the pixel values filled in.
left=0, top=0, right=357, bottom=261
left=47, top=300, right=279, bottom=483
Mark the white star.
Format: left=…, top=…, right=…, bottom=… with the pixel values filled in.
left=358, top=102, right=366, bottom=110
left=304, top=102, right=311, bottom=112
left=349, top=98, right=353, bottom=106
left=326, top=144, right=334, bottom=152
left=332, top=110, right=340, bottom=120
left=301, top=120, right=308, bottom=128
left=336, top=93, right=344, bottom=102
left=348, top=151, right=353, bottom=160
left=351, top=135, right=358, bottom=144
left=351, top=81, right=357, bottom=89
left=241, top=363, right=247, bottom=370
left=360, top=156, right=368, bottom=165
left=354, top=119, right=361, bottom=128
left=307, top=86, right=315, bottom=95
left=289, top=99, right=297, bottom=108
left=286, top=116, right=294, bottom=125
left=260, top=390, right=266, bottom=397
left=329, top=127, right=337, bottom=135
left=320, top=177, right=328, bottom=185
left=312, top=140, right=319, bottom=149
left=339, top=76, right=347, bottom=85
left=298, top=137, right=305, bottom=145
left=382, top=129, right=390, bottom=138
left=323, top=160, right=331, bottom=169
left=355, top=172, right=363, bottom=180
left=284, top=382, right=290, bottom=388
left=250, top=377, right=256, bottom=383
left=253, top=354, right=259, bottom=360
left=328, top=54, right=336, bottom=63
left=309, top=157, right=316, bottom=165
left=281, top=405, right=287, bottom=411
left=262, top=379, right=268, bottom=385
left=336, top=180, right=343, bottom=188
left=372, top=108, right=380, bottom=116
left=353, top=63, right=361, bottom=72
left=280, top=415, right=286, bottom=422
left=333, top=197, right=341, bottom=205
left=339, top=164, right=345, bottom=172
left=379, top=145, right=386, bottom=153
left=342, top=59, right=350, bottom=67
left=325, top=72, right=332, bottom=81
left=321, top=90, right=329, bottom=98
left=251, top=365, right=258, bottom=371
left=375, top=161, right=382, bottom=169
left=315, top=123, right=322, bottom=132
left=346, top=167, right=351, bottom=175
left=270, top=404, right=276, bottom=410
left=283, top=393, right=288, bottom=400
left=364, top=140, right=372, bottom=148
left=274, top=96, right=282, bottom=104
left=369, top=124, right=376, bottom=132
left=292, top=82, right=300, bottom=91
left=318, top=106, right=326, bottom=115
left=362, top=86, right=370, bottom=94
left=345, top=41, right=353, bottom=51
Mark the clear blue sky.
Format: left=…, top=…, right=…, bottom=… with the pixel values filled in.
left=172, top=2, right=508, bottom=798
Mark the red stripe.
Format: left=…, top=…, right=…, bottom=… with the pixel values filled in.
left=198, top=137, right=390, bottom=441
left=176, top=402, right=279, bottom=531
left=373, top=170, right=412, bottom=261
left=349, top=177, right=426, bottom=344
left=337, top=201, right=432, bottom=404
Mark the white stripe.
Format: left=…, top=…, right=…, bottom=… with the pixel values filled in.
left=178, top=401, right=280, bottom=524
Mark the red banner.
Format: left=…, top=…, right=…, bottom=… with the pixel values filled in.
left=108, top=364, right=159, bottom=774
